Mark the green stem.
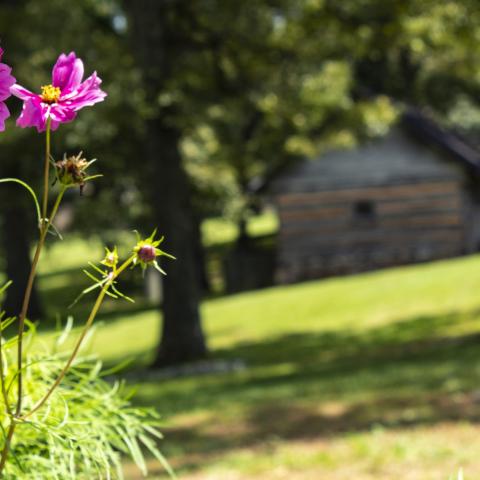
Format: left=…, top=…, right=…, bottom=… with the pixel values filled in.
left=24, top=256, right=135, bottom=419
left=48, top=187, right=66, bottom=230
left=42, top=118, right=52, bottom=221
left=0, top=119, right=53, bottom=477
left=0, top=424, right=15, bottom=475
left=16, top=117, right=52, bottom=416
left=0, top=324, right=10, bottom=417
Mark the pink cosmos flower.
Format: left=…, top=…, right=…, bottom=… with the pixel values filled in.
left=0, top=47, right=16, bottom=132
left=10, top=52, right=106, bottom=132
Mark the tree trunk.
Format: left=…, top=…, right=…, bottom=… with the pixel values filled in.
left=148, top=121, right=207, bottom=366
left=193, top=215, right=211, bottom=294
left=2, top=205, right=42, bottom=320
left=126, top=0, right=207, bottom=366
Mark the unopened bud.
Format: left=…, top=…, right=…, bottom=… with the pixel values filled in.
left=132, top=229, right=175, bottom=274
left=101, top=246, right=119, bottom=269
left=137, top=245, right=156, bottom=263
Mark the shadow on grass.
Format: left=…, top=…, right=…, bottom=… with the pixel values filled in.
left=134, top=308, right=480, bottom=475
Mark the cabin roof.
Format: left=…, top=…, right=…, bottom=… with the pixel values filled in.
left=259, top=109, right=480, bottom=195
left=401, top=110, right=480, bottom=171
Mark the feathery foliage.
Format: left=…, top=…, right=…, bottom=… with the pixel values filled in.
left=0, top=281, right=172, bottom=479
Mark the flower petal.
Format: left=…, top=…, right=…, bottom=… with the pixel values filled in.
left=52, top=52, right=84, bottom=92
left=0, top=63, right=15, bottom=102
left=62, top=72, right=107, bottom=111
left=10, top=83, right=37, bottom=101
left=49, top=104, right=77, bottom=126
left=0, top=102, right=10, bottom=131
left=16, top=98, right=48, bottom=131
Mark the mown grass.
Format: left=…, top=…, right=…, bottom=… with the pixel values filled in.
left=201, top=208, right=279, bottom=247
left=34, top=239, right=480, bottom=479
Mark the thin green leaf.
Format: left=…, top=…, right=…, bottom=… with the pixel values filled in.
left=139, top=433, right=176, bottom=478
left=56, top=316, right=74, bottom=348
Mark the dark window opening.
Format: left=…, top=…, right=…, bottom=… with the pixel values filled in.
left=352, top=200, right=376, bottom=224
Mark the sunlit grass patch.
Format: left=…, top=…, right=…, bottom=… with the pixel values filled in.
left=201, top=209, right=278, bottom=247
left=33, top=240, right=480, bottom=479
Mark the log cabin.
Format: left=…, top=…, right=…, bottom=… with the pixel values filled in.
left=269, top=110, right=480, bottom=283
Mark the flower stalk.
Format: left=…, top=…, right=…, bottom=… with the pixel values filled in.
left=0, top=309, right=12, bottom=416
left=0, top=120, right=55, bottom=475
left=24, top=255, right=135, bottom=419
left=0, top=49, right=173, bottom=478
left=15, top=117, right=52, bottom=418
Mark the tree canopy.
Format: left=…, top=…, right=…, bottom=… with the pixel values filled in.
left=1, top=0, right=480, bottom=363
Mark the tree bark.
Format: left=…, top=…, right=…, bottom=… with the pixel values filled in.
left=2, top=205, right=42, bottom=320
left=193, top=215, right=211, bottom=294
left=149, top=122, right=207, bottom=365
left=126, top=0, right=207, bottom=366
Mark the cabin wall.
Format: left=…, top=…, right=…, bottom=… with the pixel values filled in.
left=274, top=179, right=473, bottom=283
left=464, top=194, right=480, bottom=253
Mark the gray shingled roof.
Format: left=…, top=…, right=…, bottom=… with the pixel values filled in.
left=258, top=109, right=480, bottom=195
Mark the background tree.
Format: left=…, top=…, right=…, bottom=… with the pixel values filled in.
left=124, top=0, right=480, bottom=364
left=3, top=0, right=480, bottom=365
left=125, top=0, right=208, bottom=366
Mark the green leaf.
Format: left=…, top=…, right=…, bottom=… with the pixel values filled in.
left=139, top=433, right=176, bottom=479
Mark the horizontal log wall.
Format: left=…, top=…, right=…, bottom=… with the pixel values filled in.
left=276, top=180, right=460, bottom=206
left=274, top=180, right=471, bottom=283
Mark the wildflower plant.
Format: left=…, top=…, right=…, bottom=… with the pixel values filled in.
left=0, top=49, right=174, bottom=478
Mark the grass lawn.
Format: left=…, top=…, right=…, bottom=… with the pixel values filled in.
left=35, top=240, right=480, bottom=479
left=201, top=209, right=279, bottom=247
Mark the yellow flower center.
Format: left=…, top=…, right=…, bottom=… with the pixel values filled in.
left=40, top=84, right=61, bottom=104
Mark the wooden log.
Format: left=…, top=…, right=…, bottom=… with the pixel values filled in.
left=275, top=180, right=461, bottom=207
left=280, top=212, right=465, bottom=236
left=279, top=240, right=464, bottom=260
left=280, top=205, right=349, bottom=221
left=279, top=195, right=463, bottom=220
left=278, top=228, right=465, bottom=250
left=279, top=205, right=464, bottom=225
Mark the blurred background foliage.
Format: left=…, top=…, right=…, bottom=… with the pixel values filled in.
left=1, top=0, right=480, bottom=363
left=2, top=1, right=480, bottom=478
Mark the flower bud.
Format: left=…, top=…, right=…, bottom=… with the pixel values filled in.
left=101, top=246, right=119, bottom=269
left=54, top=152, right=99, bottom=194
left=132, top=229, right=175, bottom=275
left=137, top=245, right=156, bottom=263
